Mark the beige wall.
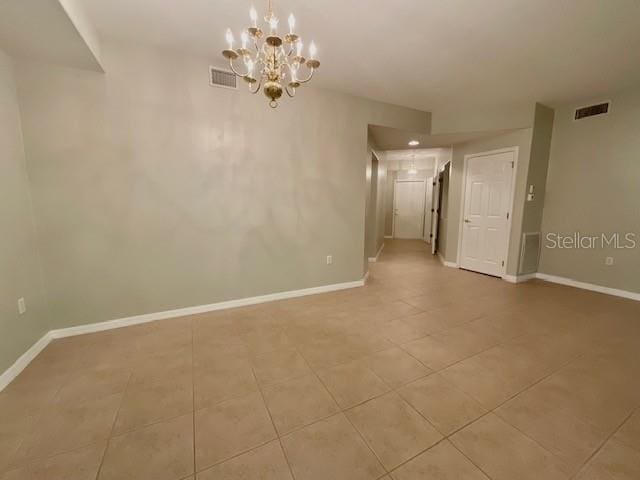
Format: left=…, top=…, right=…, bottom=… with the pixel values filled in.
left=14, top=41, right=430, bottom=329
left=443, top=128, right=534, bottom=275
left=0, top=50, right=49, bottom=373
left=517, top=104, right=554, bottom=273
left=539, top=87, right=640, bottom=293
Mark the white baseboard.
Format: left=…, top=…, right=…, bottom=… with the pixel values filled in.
left=0, top=332, right=52, bottom=391
left=535, top=273, right=640, bottom=301
left=384, top=235, right=393, bottom=239
left=368, top=243, right=385, bottom=263
left=437, top=253, right=458, bottom=268
left=2, top=276, right=367, bottom=391
left=503, top=273, right=537, bottom=284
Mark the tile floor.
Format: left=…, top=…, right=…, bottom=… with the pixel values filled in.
left=1, top=239, right=639, bottom=479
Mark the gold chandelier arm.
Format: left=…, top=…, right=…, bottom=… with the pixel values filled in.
left=229, top=57, right=251, bottom=78
left=296, top=66, right=316, bottom=84
left=249, top=78, right=262, bottom=94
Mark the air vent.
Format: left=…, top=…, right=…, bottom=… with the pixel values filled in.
left=519, top=232, right=541, bottom=274
left=574, top=102, right=609, bottom=120
left=209, top=67, right=237, bottom=89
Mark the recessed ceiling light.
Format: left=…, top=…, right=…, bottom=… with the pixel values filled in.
left=408, top=140, right=420, bottom=146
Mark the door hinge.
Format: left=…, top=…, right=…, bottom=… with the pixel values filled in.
left=502, top=260, right=505, bottom=267
left=506, top=212, right=510, bottom=220
left=510, top=161, right=514, bottom=168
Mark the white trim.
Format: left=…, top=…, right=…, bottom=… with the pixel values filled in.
left=368, top=243, right=385, bottom=262
left=456, top=147, right=519, bottom=277
left=437, top=253, right=458, bottom=268
left=0, top=332, right=52, bottom=391
left=49, top=278, right=366, bottom=340
left=363, top=270, right=370, bottom=283
left=535, top=273, right=640, bottom=301
left=384, top=235, right=393, bottom=239
left=503, top=273, right=536, bottom=284
left=1, top=277, right=368, bottom=390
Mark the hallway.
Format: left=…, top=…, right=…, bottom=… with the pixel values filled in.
left=1, top=240, right=639, bottom=479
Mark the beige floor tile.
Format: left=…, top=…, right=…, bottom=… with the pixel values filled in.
left=440, top=356, right=530, bottom=410
left=195, top=392, right=276, bottom=470
left=297, top=336, right=362, bottom=370
left=614, top=410, right=640, bottom=452
left=496, top=388, right=609, bottom=473
left=391, top=440, right=489, bottom=480
left=365, top=348, right=431, bottom=389
left=99, top=414, right=193, bottom=480
left=262, top=374, right=339, bottom=435
left=242, top=330, right=296, bottom=355
left=251, top=350, right=312, bottom=385
left=113, top=377, right=193, bottom=434
left=317, top=360, right=390, bottom=409
left=346, top=392, right=442, bottom=470
left=281, top=413, right=385, bottom=480
left=193, top=359, right=258, bottom=409
left=400, top=336, right=461, bottom=371
left=14, top=393, right=122, bottom=464
left=398, top=375, right=486, bottom=435
left=400, top=312, right=451, bottom=336
left=54, top=367, right=130, bottom=404
left=377, top=318, right=430, bottom=344
left=197, top=440, right=292, bottom=479
left=574, top=438, right=640, bottom=480
left=450, top=414, right=569, bottom=480
left=0, top=443, right=105, bottom=480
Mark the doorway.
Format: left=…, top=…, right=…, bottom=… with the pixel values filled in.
left=393, top=180, right=426, bottom=239
left=458, top=148, right=517, bottom=277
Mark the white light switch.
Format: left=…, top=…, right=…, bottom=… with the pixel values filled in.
left=605, top=257, right=614, bottom=266
left=326, top=255, right=333, bottom=265
left=18, top=297, right=26, bottom=315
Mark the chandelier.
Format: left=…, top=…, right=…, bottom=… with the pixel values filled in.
left=222, top=1, right=320, bottom=108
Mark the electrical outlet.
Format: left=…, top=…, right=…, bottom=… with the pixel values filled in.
left=18, top=297, right=26, bottom=315
left=326, top=255, right=333, bottom=265
left=605, top=257, right=614, bottom=266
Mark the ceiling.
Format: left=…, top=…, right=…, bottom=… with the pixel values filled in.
left=369, top=125, right=519, bottom=151
left=81, top=0, right=640, bottom=115
left=0, top=0, right=102, bottom=71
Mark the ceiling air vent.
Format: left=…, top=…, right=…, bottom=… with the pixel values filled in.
left=209, top=66, right=237, bottom=90
left=574, top=102, right=610, bottom=120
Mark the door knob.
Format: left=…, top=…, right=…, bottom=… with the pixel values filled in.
left=464, top=219, right=470, bottom=223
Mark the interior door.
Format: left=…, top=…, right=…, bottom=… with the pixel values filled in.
left=459, top=151, right=514, bottom=277
left=393, top=180, right=426, bottom=239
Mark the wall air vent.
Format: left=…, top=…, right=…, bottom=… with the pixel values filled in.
left=209, top=66, right=237, bottom=90
left=574, top=102, right=610, bottom=120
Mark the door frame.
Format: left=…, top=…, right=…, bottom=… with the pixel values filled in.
left=456, top=147, right=519, bottom=277
left=392, top=179, right=427, bottom=239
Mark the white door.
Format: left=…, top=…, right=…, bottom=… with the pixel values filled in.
left=393, top=180, right=426, bottom=239
left=459, top=151, right=515, bottom=277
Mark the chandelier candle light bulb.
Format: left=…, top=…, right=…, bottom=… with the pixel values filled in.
left=220, top=0, right=320, bottom=108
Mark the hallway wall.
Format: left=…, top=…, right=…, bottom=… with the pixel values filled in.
left=0, top=50, right=49, bottom=373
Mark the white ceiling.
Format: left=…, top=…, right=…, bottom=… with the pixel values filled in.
left=369, top=125, right=519, bottom=151
left=0, top=0, right=102, bottom=71
left=82, top=0, right=640, bottom=115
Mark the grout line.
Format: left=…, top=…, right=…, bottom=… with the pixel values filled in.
left=567, top=406, right=639, bottom=479
left=93, top=372, right=132, bottom=480
left=248, top=361, right=297, bottom=480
